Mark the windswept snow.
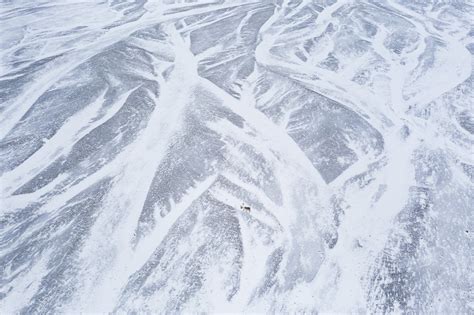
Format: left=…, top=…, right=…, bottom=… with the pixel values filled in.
left=0, top=0, right=473, bottom=313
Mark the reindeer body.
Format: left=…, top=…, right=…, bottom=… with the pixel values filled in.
left=240, top=203, right=251, bottom=213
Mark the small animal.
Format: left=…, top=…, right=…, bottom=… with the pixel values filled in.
left=240, top=203, right=251, bottom=212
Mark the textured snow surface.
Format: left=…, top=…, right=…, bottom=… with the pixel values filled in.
left=0, top=0, right=473, bottom=313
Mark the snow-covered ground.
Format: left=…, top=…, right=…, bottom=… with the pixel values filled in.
left=0, top=0, right=473, bottom=313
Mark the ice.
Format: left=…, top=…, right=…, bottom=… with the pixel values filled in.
left=0, top=0, right=472, bottom=313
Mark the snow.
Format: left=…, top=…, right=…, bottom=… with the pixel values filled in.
left=0, top=0, right=472, bottom=313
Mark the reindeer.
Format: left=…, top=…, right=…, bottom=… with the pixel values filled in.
left=240, top=203, right=251, bottom=213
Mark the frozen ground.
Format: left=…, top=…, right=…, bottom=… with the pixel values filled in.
left=0, top=0, right=473, bottom=313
